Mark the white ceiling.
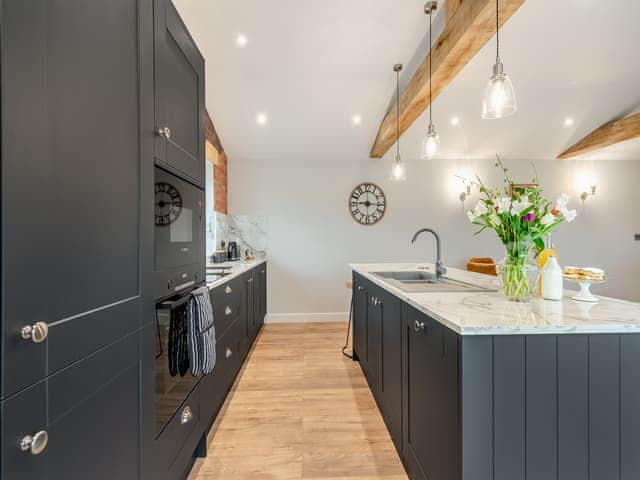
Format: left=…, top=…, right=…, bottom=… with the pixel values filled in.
left=174, top=0, right=640, bottom=164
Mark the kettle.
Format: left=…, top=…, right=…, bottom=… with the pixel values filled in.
left=227, top=241, right=239, bottom=261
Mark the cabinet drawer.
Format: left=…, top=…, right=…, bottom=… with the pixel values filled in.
left=1, top=332, right=140, bottom=479
left=200, top=317, right=244, bottom=427
left=155, top=383, right=202, bottom=473
left=211, top=277, right=242, bottom=336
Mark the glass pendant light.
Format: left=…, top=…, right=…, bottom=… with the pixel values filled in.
left=421, top=1, right=439, bottom=160
left=390, top=64, right=406, bottom=182
left=482, top=0, right=517, bottom=119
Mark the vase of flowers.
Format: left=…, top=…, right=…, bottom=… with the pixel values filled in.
left=466, top=157, right=577, bottom=302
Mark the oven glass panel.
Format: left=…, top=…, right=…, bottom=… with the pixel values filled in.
left=170, top=208, right=193, bottom=243
left=155, top=300, right=201, bottom=435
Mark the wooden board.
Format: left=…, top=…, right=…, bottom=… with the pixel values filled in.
left=370, top=0, right=526, bottom=159
left=557, top=112, right=640, bottom=159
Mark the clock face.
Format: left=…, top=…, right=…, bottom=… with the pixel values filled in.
left=349, top=182, right=386, bottom=225
left=155, top=182, right=183, bottom=226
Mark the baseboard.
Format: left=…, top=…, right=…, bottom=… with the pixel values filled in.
left=265, top=312, right=349, bottom=324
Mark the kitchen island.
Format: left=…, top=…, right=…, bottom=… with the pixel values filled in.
left=350, top=263, right=640, bottom=480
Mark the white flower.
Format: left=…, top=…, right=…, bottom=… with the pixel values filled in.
left=489, top=212, right=501, bottom=226
left=555, top=193, right=570, bottom=210
left=562, top=208, right=577, bottom=223
left=474, top=201, right=489, bottom=216
left=541, top=212, right=556, bottom=226
left=495, top=197, right=511, bottom=214
left=467, top=209, right=478, bottom=222
left=511, top=195, right=531, bottom=215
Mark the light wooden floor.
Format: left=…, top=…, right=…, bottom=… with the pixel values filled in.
left=188, top=322, right=408, bottom=480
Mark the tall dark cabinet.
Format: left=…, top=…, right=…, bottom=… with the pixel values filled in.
left=0, top=0, right=154, bottom=478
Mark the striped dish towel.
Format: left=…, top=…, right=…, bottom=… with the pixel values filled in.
left=187, top=286, right=216, bottom=376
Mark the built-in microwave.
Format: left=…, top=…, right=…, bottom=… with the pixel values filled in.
left=154, top=166, right=205, bottom=300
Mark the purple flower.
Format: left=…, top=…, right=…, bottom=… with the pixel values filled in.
left=524, top=211, right=535, bottom=222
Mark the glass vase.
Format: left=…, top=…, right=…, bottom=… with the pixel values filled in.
left=497, top=240, right=539, bottom=302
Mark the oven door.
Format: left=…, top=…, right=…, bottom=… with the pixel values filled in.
left=155, top=292, right=203, bottom=436
left=155, top=167, right=204, bottom=298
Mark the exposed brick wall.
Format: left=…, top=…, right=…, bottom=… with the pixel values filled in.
left=205, top=110, right=228, bottom=214
left=214, top=152, right=228, bottom=214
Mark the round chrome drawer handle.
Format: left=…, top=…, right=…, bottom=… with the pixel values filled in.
left=224, top=306, right=232, bottom=316
left=225, top=348, right=233, bottom=359
left=21, top=431, right=48, bottom=455
left=225, top=285, right=232, bottom=294
left=21, top=322, right=49, bottom=344
left=157, top=126, right=171, bottom=139
left=414, top=320, right=426, bottom=333
left=181, top=406, right=193, bottom=425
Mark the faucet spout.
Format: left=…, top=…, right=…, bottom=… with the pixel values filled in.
left=411, top=228, right=447, bottom=280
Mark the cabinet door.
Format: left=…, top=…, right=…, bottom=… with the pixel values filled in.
left=254, top=267, right=263, bottom=329
left=365, top=289, right=382, bottom=399
left=1, top=0, right=149, bottom=399
left=403, top=307, right=460, bottom=480
left=246, top=273, right=257, bottom=341
left=1, top=333, right=140, bottom=480
left=379, top=288, right=403, bottom=450
left=257, top=265, right=267, bottom=326
left=352, top=274, right=368, bottom=363
left=154, top=0, right=205, bottom=186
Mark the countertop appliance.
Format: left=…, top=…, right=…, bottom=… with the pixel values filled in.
left=227, top=241, right=239, bottom=261
left=154, top=166, right=205, bottom=300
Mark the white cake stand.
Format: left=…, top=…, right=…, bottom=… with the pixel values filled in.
left=564, top=277, right=606, bottom=303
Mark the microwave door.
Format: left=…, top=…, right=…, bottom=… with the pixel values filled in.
left=155, top=174, right=203, bottom=271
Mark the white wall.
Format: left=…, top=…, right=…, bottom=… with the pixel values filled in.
left=229, top=156, right=640, bottom=320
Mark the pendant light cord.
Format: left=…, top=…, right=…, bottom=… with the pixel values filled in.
left=396, top=68, right=400, bottom=160
left=428, top=8, right=433, bottom=126
left=496, top=0, right=500, bottom=63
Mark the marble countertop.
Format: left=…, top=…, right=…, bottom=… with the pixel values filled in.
left=350, top=263, right=640, bottom=335
left=206, top=258, right=266, bottom=291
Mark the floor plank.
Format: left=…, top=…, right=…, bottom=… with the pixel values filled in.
left=188, top=322, right=407, bottom=480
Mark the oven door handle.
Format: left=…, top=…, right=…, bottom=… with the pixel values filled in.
left=159, top=294, right=192, bottom=311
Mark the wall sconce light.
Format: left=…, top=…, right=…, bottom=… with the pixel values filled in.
left=580, top=184, right=597, bottom=203
left=575, top=167, right=597, bottom=205
left=455, top=174, right=473, bottom=204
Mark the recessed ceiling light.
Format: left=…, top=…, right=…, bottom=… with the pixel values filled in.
left=236, top=34, right=248, bottom=47
left=352, top=114, right=362, bottom=125
left=450, top=116, right=460, bottom=126
left=564, top=117, right=574, bottom=127
left=256, top=113, right=267, bottom=125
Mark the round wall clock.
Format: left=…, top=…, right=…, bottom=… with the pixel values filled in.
left=155, top=182, right=183, bottom=226
left=349, top=182, right=386, bottom=225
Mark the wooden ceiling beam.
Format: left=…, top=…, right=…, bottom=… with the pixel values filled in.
left=557, top=112, right=640, bottom=159
left=445, top=0, right=462, bottom=23
left=369, top=0, right=526, bottom=159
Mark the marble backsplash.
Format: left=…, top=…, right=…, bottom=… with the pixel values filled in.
left=206, top=212, right=267, bottom=261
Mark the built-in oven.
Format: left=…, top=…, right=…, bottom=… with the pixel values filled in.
left=155, top=166, right=205, bottom=300
left=155, top=289, right=203, bottom=435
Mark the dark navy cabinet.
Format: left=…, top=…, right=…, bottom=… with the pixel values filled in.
left=352, top=272, right=640, bottom=480
left=1, top=0, right=155, bottom=478
left=352, top=274, right=368, bottom=368
left=1, top=333, right=142, bottom=480
left=353, top=278, right=402, bottom=451
left=403, top=306, right=460, bottom=480
left=154, top=0, right=205, bottom=186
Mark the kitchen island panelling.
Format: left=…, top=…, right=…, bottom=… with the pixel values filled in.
left=351, top=264, right=640, bottom=480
